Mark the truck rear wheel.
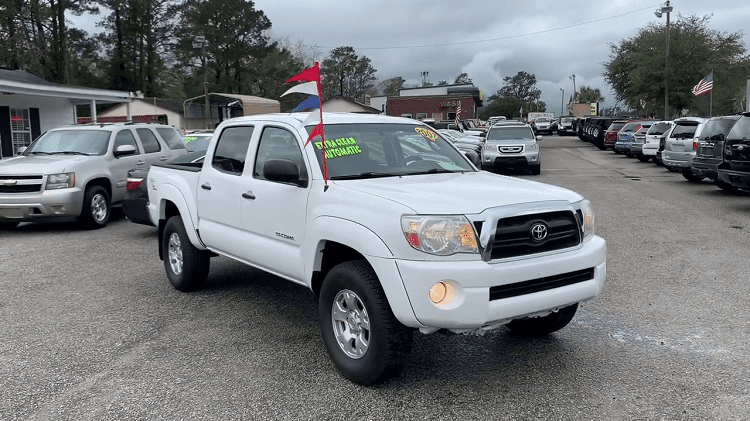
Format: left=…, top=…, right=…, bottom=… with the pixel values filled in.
left=318, top=260, right=413, bottom=385
left=507, top=303, right=578, bottom=337
left=162, top=215, right=210, bottom=291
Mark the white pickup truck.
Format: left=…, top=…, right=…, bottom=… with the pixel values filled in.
left=147, top=112, right=606, bottom=385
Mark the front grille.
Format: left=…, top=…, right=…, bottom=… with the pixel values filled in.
left=490, top=210, right=581, bottom=260
left=0, top=175, right=44, bottom=193
left=498, top=146, right=523, bottom=153
left=489, top=267, right=595, bottom=301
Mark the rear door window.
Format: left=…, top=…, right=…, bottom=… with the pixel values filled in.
left=155, top=127, right=187, bottom=150
left=136, top=128, right=162, bottom=153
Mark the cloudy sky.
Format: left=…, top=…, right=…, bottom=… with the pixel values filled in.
left=252, top=0, right=750, bottom=114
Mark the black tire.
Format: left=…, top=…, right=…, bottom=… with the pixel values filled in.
left=318, top=260, right=413, bottom=385
left=507, top=303, right=578, bottom=337
left=81, top=185, right=110, bottom=229
left=637, top=155, right=651, bottom=162
left=0, top=221, right=20, bottom=230
left=717, top=180, right=739, bottom=193
left=530, top=165, right=541, bottom=175
left=682, top=170, right=704, bottom=182
left=162, top=215, right=210, bottom=291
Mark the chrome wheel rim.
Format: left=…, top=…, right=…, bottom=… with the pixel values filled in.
left=331, top=289, right=370, bottom=359
left=91, top=193, right=107, bottom=223
left=167, top=232, right=183, bottom=276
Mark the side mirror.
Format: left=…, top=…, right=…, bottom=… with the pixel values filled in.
left=463, top=151, right=480, bottom=167
left=536, top=135, right=543, bottom=141
left=113, top=144, right=137, bottom=158
left=264, top=159, right=307, bottom=187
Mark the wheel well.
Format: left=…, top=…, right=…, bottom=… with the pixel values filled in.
left=84, top=177, right=112, bottom=200
left=310, top=241, right=366, bottom=297
left=157, top=201, right=181, bottom=261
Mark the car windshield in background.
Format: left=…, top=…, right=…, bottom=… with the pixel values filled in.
left=620, top=122, right=640, bottom=133
left=726, top=117, right=750, bottom=140
left=699, top=119, right=738, bottom=140
left=307, top=123, right=474, bottom=180
left=183, top=134, right=212, bottom=152
left=22, top=130, right=110, bottom=155
left=670, top=124, right=698, bottom=138
left=487, top=127, right=534, bottom=141
left=156, top=127, right=188, bottom=150
left=648, top=123, right=672, bottom=135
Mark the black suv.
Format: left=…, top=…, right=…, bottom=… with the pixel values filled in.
left=716, top=112, right=750, bottom=191
left=690, top=114, right=742, bottom=190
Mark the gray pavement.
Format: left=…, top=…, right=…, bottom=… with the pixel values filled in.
left=1, top=136, right=748, bottom=420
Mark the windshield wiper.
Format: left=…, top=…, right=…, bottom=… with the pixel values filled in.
left=405, top=168, right=457, bottom=175
left=25, top=151, right=51, bottom=155
left=329, top=172, right=400, bottom=180
left=49, top=151, right=93, bottom=155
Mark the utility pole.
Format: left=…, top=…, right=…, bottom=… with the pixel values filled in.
left=569, top=74, right=576, bottom=102
left=560, top=88, right=565, bottom=117
left=655, top=1, right=672, bottom=119
left=193, top=36, right=210, bottom=130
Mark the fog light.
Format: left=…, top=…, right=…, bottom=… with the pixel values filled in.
left=429, top=281, right=455, bottom=306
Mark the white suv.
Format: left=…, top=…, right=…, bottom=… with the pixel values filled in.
left=481, top=122, right=541, bottom=175
left=0, top=123, right=187, bottom=229
left=642, top=121, right=674, bottom=163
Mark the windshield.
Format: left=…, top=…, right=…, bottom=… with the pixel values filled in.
left=670, top=123, right=699, bottom=139
left=700, top=118, right=739, bottom=140
left=620, top=122, right=640, bottom=133
left=726, top=117, right=750, bottom=140
left=307, top=123, right=474, bottom=180
left=487, top=126, right=534, bottom=141
left=561, top=118, right=573, bottom=123
left=23, top=130, right=110, bottom=155
left=183, top=134, right=212, bottom=152
left=648, top=123, right=672, bottom=135
left=537, top=118, right=550, bottom=123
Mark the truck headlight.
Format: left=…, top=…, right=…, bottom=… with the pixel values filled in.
left=579, top=200, right=595, bottom=240
left=46, top=172, right=75, bottom=190
left=402, top=215, right=478, bottom=255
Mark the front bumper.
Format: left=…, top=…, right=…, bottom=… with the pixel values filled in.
left=391, top=236, right=606, bottom=332
left=482, top=152, right=540, bottom=169
left=0, top=188, right=84, bottom=222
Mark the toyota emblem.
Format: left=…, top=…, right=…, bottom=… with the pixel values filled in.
left=530, top=222, right=548, bottom=242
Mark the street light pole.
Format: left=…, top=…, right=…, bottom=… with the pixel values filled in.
left=194, top=35, right=210, bottom=130
left=655, top=1, right=672, bottom=120
left=560, top=88, right=565, bottom=117
left=569, top=74, right=576, bottom=102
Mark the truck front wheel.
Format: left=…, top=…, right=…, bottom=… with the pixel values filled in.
left=162, top=215, right=210, bottom=291
left=507, top=303, right=578, bottom=337
left=81, top=185, right=110, bottom=229
left=318, top=260, right=413, bottom=385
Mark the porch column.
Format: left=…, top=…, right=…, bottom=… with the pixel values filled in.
left=91, top=100, right=97, bottom=124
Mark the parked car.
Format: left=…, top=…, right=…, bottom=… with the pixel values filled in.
left=603, top=120, right=628, bottom=150
left=534, top=117, right=554, bottom=135
left=558, top=117, right=575, bottom=135
left=481, top=121, right=541, bottom=174
left=641, top=121, right=674, bottom=163
left=628, top=121, right=656, bottom=160
left=586, top=117, right=616, bottom=149
left=716, top=111, right=750, bottom=191
left=0, top=123, right=186, bottom=230
left=614, top=121, right=643, bottom=155
left=690, top=114, right=742, bottom=189
left=183, top=131, right=213, bottom=152
left=436, top=129, right=483, bottom=167
left=123, top=151, right=206, bottom=227
left=662, top=117, right=707, bottom=177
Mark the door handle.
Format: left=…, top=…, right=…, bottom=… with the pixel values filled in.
left=242, top=191, right=255, bottom=200
left=201, top=183, right=211, bottom=190
left=160, top=156, right=169, bottom=161
left=136, top=160, right=145, bottom=165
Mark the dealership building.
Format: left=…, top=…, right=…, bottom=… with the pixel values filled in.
left=377, top=83, right=483, bottom=122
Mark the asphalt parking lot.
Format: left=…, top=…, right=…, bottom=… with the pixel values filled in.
left=1, top=135, right=749, bottom=420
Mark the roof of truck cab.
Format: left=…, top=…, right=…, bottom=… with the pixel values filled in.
left=220, top=112, right=420, bottom=126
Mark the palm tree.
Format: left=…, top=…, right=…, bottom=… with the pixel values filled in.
left=576, top=86, right=605, bottom=104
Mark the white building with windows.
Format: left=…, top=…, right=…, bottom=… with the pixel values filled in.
left=0, top=67, right=130, bottom=159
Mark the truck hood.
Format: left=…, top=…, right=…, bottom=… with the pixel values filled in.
left=0, top=155, right=92, bottom=174
left=332, top=171, right=583, bottom=214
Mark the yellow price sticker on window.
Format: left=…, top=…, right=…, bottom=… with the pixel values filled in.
left=415, top=127, right=438, bottom=141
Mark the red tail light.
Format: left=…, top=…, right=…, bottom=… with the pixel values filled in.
left=126, top=178, right=143, bottom=191
left=693, top=140, right=698, bottom=151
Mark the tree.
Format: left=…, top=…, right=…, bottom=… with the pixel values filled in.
left=577, top=86, right=604, bottom=104
left=381, top=76, right=405, bottom=96
left=320, top=46, right=377, bottom=102
left=497, top=71, right=542, bottom=115
left=604, top=14, right=750, bottom=116
left=454, top=72, right=472, bottom=84
left=480, top=96, right=522, bottom=120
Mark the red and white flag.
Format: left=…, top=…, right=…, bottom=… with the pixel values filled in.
left=455, top=102, right=462, bottom=131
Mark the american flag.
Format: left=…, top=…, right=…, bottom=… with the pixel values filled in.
left=455, top=102, right=462, bottom=131
left=692, top=72, right=713, bottom=96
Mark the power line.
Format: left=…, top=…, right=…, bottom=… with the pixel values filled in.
left=319, top=4, right=661, bottom=51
